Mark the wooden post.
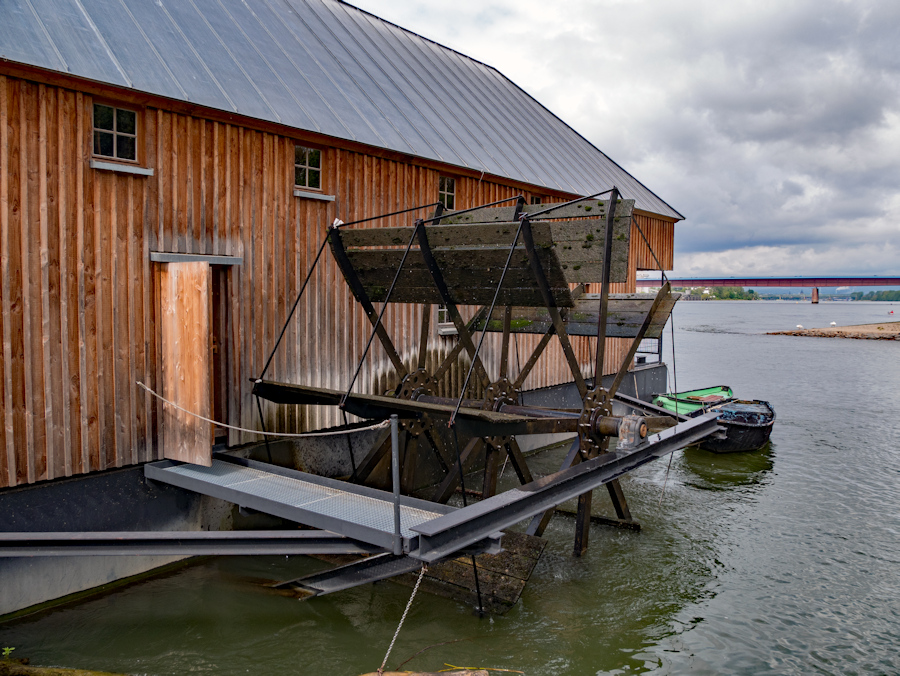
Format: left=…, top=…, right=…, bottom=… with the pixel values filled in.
left=159, top=261, right=212, bottom=466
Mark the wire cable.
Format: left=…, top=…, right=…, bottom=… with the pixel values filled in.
left=377, top=564, right=428, bottom=675
left=658, top=309, right=679, bottom=507
left=136, top=381, right=388, bottom=439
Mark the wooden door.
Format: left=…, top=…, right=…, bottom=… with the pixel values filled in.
left=159, top=261, right=212, bottom=466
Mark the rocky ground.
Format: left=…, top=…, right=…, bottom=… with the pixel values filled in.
left=0, top=661, right=124, bottom=676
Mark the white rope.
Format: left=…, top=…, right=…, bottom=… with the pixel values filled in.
left=135, top=381, right=389, bottom=439
left=658, top=309, right=679, bottom=507
left=378, top=565, right=428, bottom=675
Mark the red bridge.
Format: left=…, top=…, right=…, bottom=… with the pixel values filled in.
left=635, top=276, right=900, bottom=303
left=636, top=276, right=900, bottom=288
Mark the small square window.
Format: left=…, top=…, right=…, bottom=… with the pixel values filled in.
left=295, top=145, right=322, bottom=190
left=92, top=103, right=137, bottom=162
left=530, top=196, right=542, bottom=205
left=438, top=176, right=455, bottom=210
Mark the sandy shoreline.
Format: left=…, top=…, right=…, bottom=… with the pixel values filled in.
left=768, top=321, right=900, bottom=340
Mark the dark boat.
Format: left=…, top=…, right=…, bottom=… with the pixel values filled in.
left=652, top=388, right=775, bottom=453
left=697, top=399, right=776, bottom=453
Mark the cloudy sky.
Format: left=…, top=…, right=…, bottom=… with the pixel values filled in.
left=351, top=0, right=899, bottom=279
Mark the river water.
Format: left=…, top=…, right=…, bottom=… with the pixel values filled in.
left=2, top=301, right=899, bottom=675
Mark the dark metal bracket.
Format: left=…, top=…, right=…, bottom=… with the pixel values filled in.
left=415, top=219, right=491, bottom=388
left=520, top=217, right=588, bottom=397
left=329, top=226, right=408, bottom=379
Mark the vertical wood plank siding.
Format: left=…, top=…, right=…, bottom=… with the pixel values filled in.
left=0, top=74, right=675, bottom=488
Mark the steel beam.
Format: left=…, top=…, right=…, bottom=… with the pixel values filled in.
left=273, top=552, right=423, bottom=596
left=410, top=413, right=721, bottom=562
left=613, top=391, right=690, bottom=421
left=252, top=380, right=578, bottom=437
left=0, top=530, right=385, bottom=557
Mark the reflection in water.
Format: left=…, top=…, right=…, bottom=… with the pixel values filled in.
left=680, top=444, right=775, bottom=490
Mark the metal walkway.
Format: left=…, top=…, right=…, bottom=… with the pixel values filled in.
left=144, top=455, right=501, bottom=556
left=145, top=413, right=719, bottom=567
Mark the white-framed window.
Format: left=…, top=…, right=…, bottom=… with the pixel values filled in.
left=530, top=196, right=542, bottom=205
left=93, top=103, right=138, bottom=162
left=438, top=176, right=456, bottom=210
left=436, top=304, right=457, bottom=336
left=295, top=146, right=322, bottom=190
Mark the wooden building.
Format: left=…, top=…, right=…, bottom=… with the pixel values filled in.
left=0, top=0, right=680, bottom=491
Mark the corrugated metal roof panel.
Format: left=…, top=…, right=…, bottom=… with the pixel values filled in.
left=27, top=0, right=131, bottom=86
left=81, top=0, right=185, bottom=101
left=0, top=1, right=68, bottom=74
left=117, top=0, right=239, bottom=113
left=347, top=7, right=486, bottom=170
left=0, top=0, right=682, bottom=219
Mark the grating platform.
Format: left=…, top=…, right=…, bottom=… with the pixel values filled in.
left=145, top=456, right=461, bottom=553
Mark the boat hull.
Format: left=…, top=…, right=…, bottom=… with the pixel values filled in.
left=699, top=419, right=774, bottom=453
left=698, top=400, right=776, bottom=453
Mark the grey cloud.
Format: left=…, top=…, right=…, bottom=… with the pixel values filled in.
left=351, top=0, right=900, bottom=277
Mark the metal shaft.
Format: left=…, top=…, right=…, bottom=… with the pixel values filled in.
left=391, top=414, right=402, bottom=555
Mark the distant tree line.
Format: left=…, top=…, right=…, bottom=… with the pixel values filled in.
left=850, top=290, right=900, bottom=301
left=673, top=286, right=760, bottom=299
left=709, top=286, right=759, bottom=300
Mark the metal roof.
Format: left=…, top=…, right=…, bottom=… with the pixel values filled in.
left=0, top=0, right=682, bottom=219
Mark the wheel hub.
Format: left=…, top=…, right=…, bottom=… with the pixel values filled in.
left=578, top=387, right=612, bottom=457
left=396, top=368, right=435, bottom=436
left=482, top=377, right=518, bottom=449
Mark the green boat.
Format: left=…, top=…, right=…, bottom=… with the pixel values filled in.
left=652, top=386, right=734, bottom=415
left=652, top=386, right=775, bottom=453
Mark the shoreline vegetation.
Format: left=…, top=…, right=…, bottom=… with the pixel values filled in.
left=767, top=321, right=900, bottom=340
left=665, top=286, right=900, bottom=302
left=850, top=290, right=900, bottom=301
left=0, top=662, right=125, bottom=676
left=672, top=286, right=760, bottom=300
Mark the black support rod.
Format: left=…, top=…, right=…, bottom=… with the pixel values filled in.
left=525, top=188, right=615, bottom=219
left=258, top=234, right=329, bottom=381
left=333, top=202, right=441, bottom=229
left=416, top=220, right=491, bottom=387
left=520, top=217, right=588, bottom=397
left=420, top=194, right=523, bottom=225
left=594, top=186, right=619, bottom=379
left=329, top=225, right=409, bottom=382
left=450, top=206, right=527, bottom=426
left=606, top=282, right=672, bottom=399
left=512, top=325, right=555, bottom=389
left=338, top=220, right=422, bottom=405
